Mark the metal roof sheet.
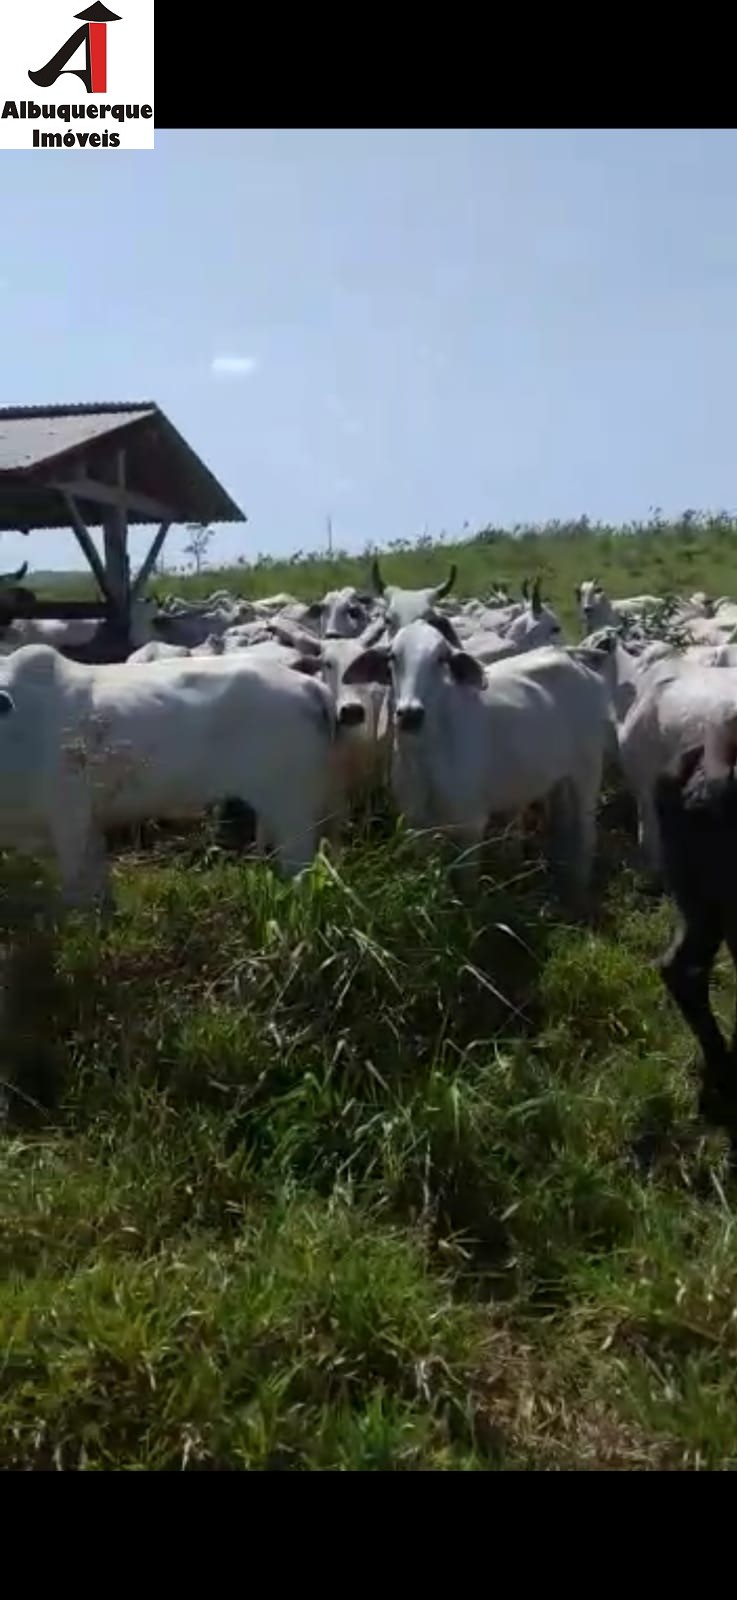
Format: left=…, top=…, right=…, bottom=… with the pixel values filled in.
left=0, top=402, right=245, bottom=528
left=0, top=405, right=155, bottom=474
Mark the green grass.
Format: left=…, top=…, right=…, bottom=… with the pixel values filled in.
left=5, top=513, right=737, bottom=1470
left=28, top=507, right=737, bottom=637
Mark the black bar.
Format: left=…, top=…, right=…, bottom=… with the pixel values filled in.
left=0, top=599, right=111, bottom=621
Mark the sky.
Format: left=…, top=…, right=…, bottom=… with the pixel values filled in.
left=2, top=127, right=737, bottom=573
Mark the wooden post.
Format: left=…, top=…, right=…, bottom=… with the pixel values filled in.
left=102, top=448, right=130, bottom=624
left=62, top=490, right=117, bottom=608
left=131, top=520, right=171, bottom=598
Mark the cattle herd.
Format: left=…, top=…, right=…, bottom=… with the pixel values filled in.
left=3, top=557, right=737, bottom=1139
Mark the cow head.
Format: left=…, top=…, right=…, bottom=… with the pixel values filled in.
left=576, top=579, right=608, bottom=631
left=343, top=613, right=484, bottom=733
left=317, top=587, right=375, bottom=639
left=370, top=560, right=459, bottom=634
left=503, top=579, right=562, bottom=651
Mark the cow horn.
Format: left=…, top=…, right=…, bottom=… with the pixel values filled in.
left=433, top=564, right=457, bottom=601
left=371, top=557, right=385, bottom=596
left=531, top=577, right=543, bottom=615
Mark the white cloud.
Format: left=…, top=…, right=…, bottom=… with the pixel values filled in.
left=210, top=354, right=259, bottom=378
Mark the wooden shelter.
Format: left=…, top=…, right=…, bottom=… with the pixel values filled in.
left=0, top=401, right=245, bottom=623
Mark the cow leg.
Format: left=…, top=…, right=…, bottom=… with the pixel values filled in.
left=637, top=789, right=663, bottom=878
left=710, top=920, right=737, bottom=1134
left=725, top=921, right=737, bottom=1060
left=659, top=914, right=728, bottom=1113
left=553, top=755, right=603, bottom=912
left=446, top=822, right=485, bottom=898
left=216, top=797, right=258, bottom=854
left=258, top=793, right=321, bottom=879
left=545, top=779, right=585, bottom=907
left=51, top=807, right=113, bottom=918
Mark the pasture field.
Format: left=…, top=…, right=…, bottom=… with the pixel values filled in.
left=3, top=515, right=737, bottom=1471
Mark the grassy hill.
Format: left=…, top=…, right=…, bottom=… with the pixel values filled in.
left=27, top=509, right=737, bottom=636
left=3, top=512, right=737, bottom=1470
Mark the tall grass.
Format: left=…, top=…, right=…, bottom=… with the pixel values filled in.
left=28, top=509, right=737, bottom=637
left=4, top=515, right=737, bottom=1469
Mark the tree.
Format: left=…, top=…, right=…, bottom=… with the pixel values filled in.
left=183, top=523, right=214, bottom=575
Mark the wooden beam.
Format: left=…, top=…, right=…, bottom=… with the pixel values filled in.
left=131, top=520, right=171, bottom=598
left=0, top=599, right=110, bottom=622
left=61, top=490, right=117, bottom=608
left=102, top=450, right=130, bottom=622
left=51, top=475, right=177, bottom=524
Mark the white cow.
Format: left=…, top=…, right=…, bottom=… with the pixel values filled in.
left=127, top=640, right=191, bottom=664
left=712, top=599, right=737, bottom=631
left=468, top=601, right=525, bottom=634
left=460, top=580, right=563, bottom=664
left=575, top=580, right=666, bottom=635
left=220, top=621, right=282, bottom=650
left=370, top=557, right=457, bottom=633
left=343, top=616, right=610, bottom=895
left=299, top=586, right=376, bottom=640
left=0, top=645, right=338, bottom=910
left=150, top=606, right=252, bottom=650
left=575, top=580, right=712, bottom=638
left=581, top=632, right=737, bottom=677
left=0, top=597, right=160, bottom=656
left=251, top=593, right=299, bottom=615
left=297, top=625, right=391, bottom=806
left=592, top=634, right=737, bottom=870
left=227, top=639, right=307, bottom=670
left=632, top=639, right=737, bottom=671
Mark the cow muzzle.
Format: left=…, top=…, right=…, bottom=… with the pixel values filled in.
left=337, top=701, right=366, bottom=728
left=396, top=702, right=425, bottom=733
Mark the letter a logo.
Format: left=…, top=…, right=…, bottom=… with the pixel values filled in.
left=29, top=3, right=121, bottom=94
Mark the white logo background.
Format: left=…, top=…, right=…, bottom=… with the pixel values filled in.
left=0, top=0, right=154, bottom=150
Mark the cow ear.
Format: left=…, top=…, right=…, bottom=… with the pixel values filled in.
left=425, top=611, right=461, bottom=647
left=448, top=649, right=485, bottom=689
left=291, top=654, right=323, bottom=675
left=304, top=601, right=324, bottom=620
left=359, top=617, right=388, bottom=649
left=343, top=646, right=391, bottom=686
left=0, top=689, right=14, bottom=716
left=354, top=589, right=374, bottom=605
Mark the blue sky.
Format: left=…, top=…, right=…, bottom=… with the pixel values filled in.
left=2, top=127, right=737, bottom=573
